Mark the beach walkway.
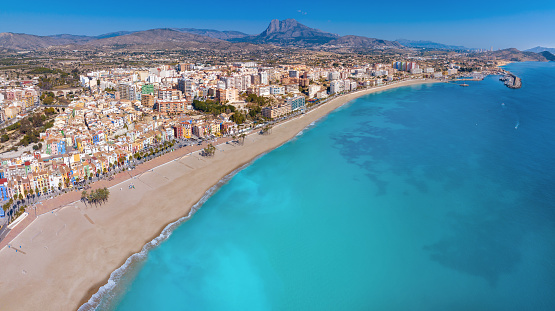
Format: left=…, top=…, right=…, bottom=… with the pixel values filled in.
left=0, top=138, right=230, bottom=251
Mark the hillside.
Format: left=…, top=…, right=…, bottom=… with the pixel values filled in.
left=491, top=48, right=548, bottom=62
left=524, top=46, right=555, bottom=54
left=94, top=31, right=137, bottom=39
left=540, top=51, right=555, bottom=61
left=174, top=28, right=249, bottom=40
left=81, top=28, right=251, bottom=50
left=0, top=32, right=70, bottom=50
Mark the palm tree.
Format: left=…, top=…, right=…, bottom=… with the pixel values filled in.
left=81, top=190, right=88, bottom=206
left=261, top=124, right=273, bottom=135
left=239, top=133, right=246, bottom=145
left=203, top=144, right=216, bottom=157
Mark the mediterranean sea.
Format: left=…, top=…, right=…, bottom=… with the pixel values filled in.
left=92, top=62, right=555, bottom=310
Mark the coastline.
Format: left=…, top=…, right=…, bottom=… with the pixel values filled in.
left=0, top=79, right=440, bottom=311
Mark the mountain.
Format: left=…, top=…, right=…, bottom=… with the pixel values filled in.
left=491, top=48, right=548, bottom=62
left=47, top=34, right=96, bottom=44
left=396, top=39, right=470, bottom=50
left=0, top=32, right=100, bottom=50
left=540, top=51, right=555, bottom=61
left=525, top=46, right=555, bottom=54
left=234, top=18, right=339, bottom=46
left=0, top=32, right=69, bottom=50
left=95, top=31, right=137, bottom=39
left=325, top=35, right=402, bottom=49
left=233, top=19, right=402, bottom=50
left=81, top=28, right=254, bottom=50
left=173, top=28, right=249, bottom=40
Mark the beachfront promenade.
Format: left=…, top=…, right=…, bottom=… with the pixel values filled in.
left=0, top=138, right=230, bottom=251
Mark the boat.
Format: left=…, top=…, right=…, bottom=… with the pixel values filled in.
left=459, top=83, right=469, bottom=87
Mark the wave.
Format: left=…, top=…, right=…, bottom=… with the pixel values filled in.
left=295, top=121, right=318, bottom=138
left=77, top=161, right=256, bottom=311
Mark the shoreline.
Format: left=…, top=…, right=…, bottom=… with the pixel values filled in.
left=0, top=79, right=440, bottom=311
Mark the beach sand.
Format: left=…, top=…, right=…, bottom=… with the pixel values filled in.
left=0, top=80, right=438, bottom=310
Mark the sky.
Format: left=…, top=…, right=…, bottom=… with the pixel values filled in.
left=1, top=0, right=554, bottom=50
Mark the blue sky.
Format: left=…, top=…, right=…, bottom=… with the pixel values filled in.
left=1, top=0, right=554, bottom=50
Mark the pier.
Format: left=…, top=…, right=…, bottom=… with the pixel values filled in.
left=499, top=72, right=522, bottom=89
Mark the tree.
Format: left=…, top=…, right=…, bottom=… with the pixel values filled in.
left=230, top=112, right=246, bottom=124
left=84, top=187, right=110, bottom=206
left=1, top=134, right=8, bottom=142
left=203, top=144, right=216, bottom=157
left=239, top=133, right=247, bottom=145
left=81, top=190, right=88, bottom=205
left=42, top=96, right=54, bottom=105
left=261, top=124, right=273, bottom=135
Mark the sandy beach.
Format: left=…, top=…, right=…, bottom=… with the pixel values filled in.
left=0, top=79, right=438, bottom=310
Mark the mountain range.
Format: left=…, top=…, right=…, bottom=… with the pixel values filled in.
left=0, top=19, right=402, bottom=52
left=524, top=46, right=555, bottom=54
left=0, top=19, right=553, bottom=59
left=489, top=48, right=553, bottom=62
left=395, top=39, right=471, bottom=50
left=79, top=28, right=254, bottom=51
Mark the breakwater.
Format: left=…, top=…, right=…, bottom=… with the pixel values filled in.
left=500, top=72, right=522, bottom=89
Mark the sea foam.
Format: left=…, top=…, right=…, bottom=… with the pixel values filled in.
left=78, top=161, right=255, bottom=311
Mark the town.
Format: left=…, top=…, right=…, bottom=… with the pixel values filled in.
left=0, top=55, right=504, bottom=230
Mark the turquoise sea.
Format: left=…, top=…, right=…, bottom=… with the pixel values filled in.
left=85, top=62, right=555, bottom=311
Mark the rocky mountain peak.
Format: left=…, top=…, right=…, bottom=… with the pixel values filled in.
left=263, top=19, right=301, bottom=35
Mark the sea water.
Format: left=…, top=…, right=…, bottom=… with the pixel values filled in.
left=90, top=62, right=555, bottom=310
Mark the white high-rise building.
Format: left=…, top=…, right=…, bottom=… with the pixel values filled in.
left=308, top=85, right=321, bottom=98
left=224, top=76, right=235, bottom=89
left=328, top=71, right=340, bottom=81
left=330, top=80, right=344, bottom=94
left=259, top=72, right=269, bottom=85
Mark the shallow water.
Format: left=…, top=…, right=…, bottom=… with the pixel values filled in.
left=93, top=62, right=555, bottom=311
